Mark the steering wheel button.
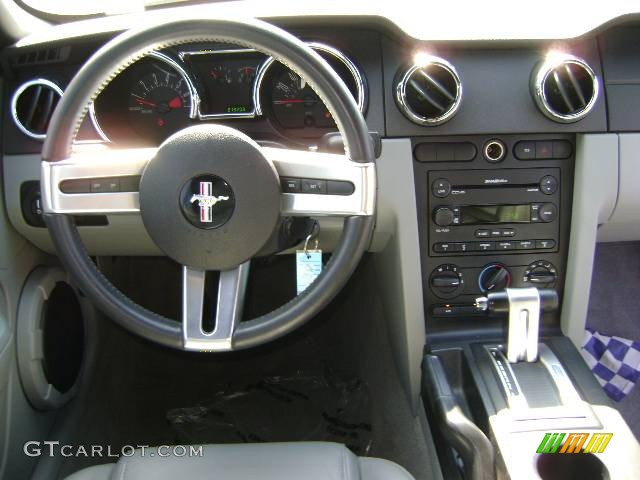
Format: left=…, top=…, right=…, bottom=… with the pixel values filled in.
left=90, top=178, right=119, bottom=193
left=327, top=180, right=355, bottom=196
left=282, top=177, right=301, bottom=193
left=301, top=179, right=327, bottom=194
left=59, top=179, right=91, bottom=194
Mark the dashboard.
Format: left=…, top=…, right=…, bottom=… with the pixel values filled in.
left=91, top=42, right=366, bottom=146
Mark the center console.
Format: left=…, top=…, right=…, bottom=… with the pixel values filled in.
left=412, top=134, right=574, bottom=340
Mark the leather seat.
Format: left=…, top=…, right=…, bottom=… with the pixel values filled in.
left=65, top=442, right=414, bottom=480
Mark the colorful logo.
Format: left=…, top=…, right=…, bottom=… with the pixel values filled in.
left=536, top=432, right=613, bottom=454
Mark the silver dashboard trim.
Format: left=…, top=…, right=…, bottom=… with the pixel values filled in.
left=10, top=78, right=63, bottom=141
left=395, top=56, right=462, bottom=126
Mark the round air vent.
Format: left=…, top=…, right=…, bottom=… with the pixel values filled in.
left=395, top=56, right=462, bottom=126
left=531, top=53, right=599, bottom=123
left=11, top=78, right=63, bottom=140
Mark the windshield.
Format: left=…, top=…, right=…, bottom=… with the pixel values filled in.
left=20, top=0, right=201, bottom=17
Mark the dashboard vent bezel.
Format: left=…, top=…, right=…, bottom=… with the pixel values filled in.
left=531, top=53, right=599, bottom=124
left=395, top=56, right=462, bottom=126
left=11, top=78, right=63, bottom=141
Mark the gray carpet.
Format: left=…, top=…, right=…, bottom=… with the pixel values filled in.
left=586, top=241, right=640, bottom=440
left=57, top=256, right=439, bottom=479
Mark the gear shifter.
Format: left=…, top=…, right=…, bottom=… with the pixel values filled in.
left=475, top=288, right=558, bottom=363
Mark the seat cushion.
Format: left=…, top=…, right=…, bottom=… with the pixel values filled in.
left=64, top=442, right=414, bottom=480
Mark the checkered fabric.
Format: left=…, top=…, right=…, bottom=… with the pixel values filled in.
left=581, top=328, right=640, bottom=401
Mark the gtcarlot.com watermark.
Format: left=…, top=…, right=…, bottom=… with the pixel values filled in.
left=24, top=442, right=203, bottom=458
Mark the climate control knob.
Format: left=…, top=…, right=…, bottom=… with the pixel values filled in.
left=433, top=207, right=455, bottom=227
left=430, top=264, right=464, bottom=299
left=478, top=263, right=512, bottom=293
left=524, top=260, right=557, bottom=287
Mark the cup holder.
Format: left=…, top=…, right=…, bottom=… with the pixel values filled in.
left=536, top=453, right=610, bottom=480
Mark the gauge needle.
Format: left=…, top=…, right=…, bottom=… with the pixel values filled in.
left=168, top=96, right=182, bottom=109
left=135, top=98, right=157, bottom=107
left=273, top=99, right=306, bottom=104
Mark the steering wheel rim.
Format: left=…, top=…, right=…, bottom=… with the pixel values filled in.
left=41, top=16, right=376, bottom=352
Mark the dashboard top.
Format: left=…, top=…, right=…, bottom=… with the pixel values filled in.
left=12, top=1, right=640, bottom=47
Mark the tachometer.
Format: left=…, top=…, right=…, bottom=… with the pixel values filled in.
left=127, top=67, right=191, bottom=139
left=92, top=51, right=196, bottom=145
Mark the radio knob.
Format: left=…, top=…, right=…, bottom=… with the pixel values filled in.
left=538, top=203, right=557, bottom=223
left=478, top=263, right=512, bottom=293
left=433, top=207, right=455, bottom=227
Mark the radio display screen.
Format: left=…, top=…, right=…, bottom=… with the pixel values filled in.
left=460, top=204, right=531, bottom=224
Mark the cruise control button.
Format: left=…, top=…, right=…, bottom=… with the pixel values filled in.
left=497, top=241, right=515, bottom=250
left=327, top=180, right=355, bottom=195
left=432, top=178, right=451, bottom=198
left=60, top=179, right=91, bottom=194
left=475, top=229, right=490, bottom=238
left=514, top=141, right=535, bottom=160
left=536, top=239, right=556, bottom=249
left=90, top=178, right=119, bottom=193
left=301, top=179, right=327, bottom=194
left=119, top=176, right=141, bottom=192
left=517, top=240, right=535, bottom=249
left=282, top=177, right=301, bottom=193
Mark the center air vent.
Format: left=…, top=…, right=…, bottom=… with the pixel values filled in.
left=531, top=53, right=599, bottom=123
left=11, top=79, right=63, bottom=140
left=395, top=56, right=462, bottom=126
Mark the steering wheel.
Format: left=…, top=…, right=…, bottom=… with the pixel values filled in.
left=40, top=17, right=376, bottom=352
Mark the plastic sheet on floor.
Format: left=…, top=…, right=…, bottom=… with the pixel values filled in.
left=166, top=369, right=372, bottom=455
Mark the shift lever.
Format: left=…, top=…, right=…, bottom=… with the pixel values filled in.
left=475, top=288, right=559, bottom=363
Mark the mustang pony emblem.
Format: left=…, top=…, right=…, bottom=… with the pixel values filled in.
left=190, top=181, right=229, bottom=223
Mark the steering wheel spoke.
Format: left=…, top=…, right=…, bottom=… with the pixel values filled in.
left=41, top=145, right=156, bottom=215
left=182, top=262, right=250, bottom=351
left=263, top=147, right=375, bottom=217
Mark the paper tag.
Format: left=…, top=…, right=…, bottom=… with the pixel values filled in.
left=296, top=249, right=322, bottom=295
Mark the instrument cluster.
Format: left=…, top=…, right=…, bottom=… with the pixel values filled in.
left=91, top=42, right=367, bottom=146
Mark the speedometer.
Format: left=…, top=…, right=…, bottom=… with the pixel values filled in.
left=258, top=43, right=366, bottom=132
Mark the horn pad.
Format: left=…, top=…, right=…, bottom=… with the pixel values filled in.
left=139, top=124, right=281, bottom=270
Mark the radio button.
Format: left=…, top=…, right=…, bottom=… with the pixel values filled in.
left=458, top=242, right=476, bottom=252
left=514, top=141, right=535, bottom=160
left=432, top=178, right=451, bottom=198
left=500, top=228, right=516, bottom=237
left=475, top=229, right=491, bottom=238
left=539, top=203, right=557, bottom=222
left=433, top=243, right=454, bottom=253
left=540, top=175, right=558, bottom=195
left=477, top=242, right=495, bottom=252
left=497, top=241, right=515, bottom=250
left=490, top=229, right=503, bottom=237
left=536, top=239, right=556, bottom=249
left=517, top=240, right=535, bottom=249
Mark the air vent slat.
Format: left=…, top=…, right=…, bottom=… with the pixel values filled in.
left=408, top=79, right=446, bottom=111
left=417, top=69, right=456, bottom=102
left=531, top=53, right=598, bottom=123
left=11, top=79, right=63, bottom=140
left=563, top=64, right=587, bottom=107
left=396, top=56, right=462, bottom=126
left=552, top=71, right=576, bottom=113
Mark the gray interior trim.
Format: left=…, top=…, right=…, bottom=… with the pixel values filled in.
left=372, top=138, right=426, bottom=413
left=561, top=133, right=618, bottom=347
left=597, top=133, right=640, bottom=242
